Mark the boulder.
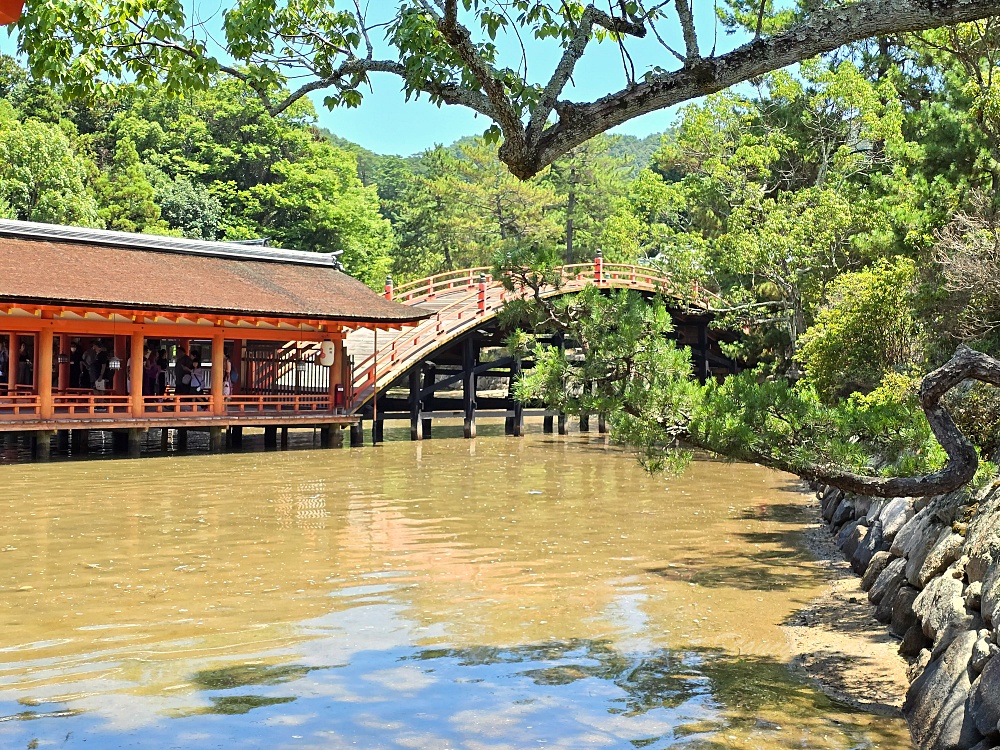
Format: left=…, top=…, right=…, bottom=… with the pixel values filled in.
left=822, top=492, right=844, bottom=523
left=903, top=630, right=982, bottom=750
left=918, top=532, right=967, bottom=588
left=970, top=651, right=1000, bottom=739
left=879, top=497, right=915, bottom=544
left=971, top=636, right=998, bottom=677
left=907, top=525, right=956, bottom=589
left=870, top=557, right=907, bottom=606
left=968, top=582, right=984, bottom=613
left=913, top=571, right=972, bottom=653
left=862, top=551, right=894, bottom=592
left=840, top=523, right=868, bottom=562
left=965, top=481, right=1000, bottom=584
left=852, top=521, right=885, bottom=576
left=867, top=498, right=889, bottom=525
left=890, top=585, right=921, bottom=638
left=820, top=487, right=843, bottom=517
left=901, top=624, right=931, bottom=658
left=876, top=576, right=906, bottom=624
left=968, top=740, right=1000, bottom=750
left=831, top=499, right=857, bottom=530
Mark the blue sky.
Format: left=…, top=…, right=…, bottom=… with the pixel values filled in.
left=2, top=5, right=749, bottom=156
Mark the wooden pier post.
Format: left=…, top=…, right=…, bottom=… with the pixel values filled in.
left=264, top=426, right=277, bottom=448
left=56, top=429, right=69, bottom=452
left=409, top=369, right=423, bottom=441
left=160, top=427, right=169, bottom=452
left=280, top=427, right=289, bottom=449
left=463, top=337, right=476, bottom=439
left=579, top=414, right=590, bottom=432
left=511, top=359, right=523, bottom=437
left=178, top=428, right=188, bottom=451
left=332, top=425, right=344, bottom=448
left=598, top=415, right=608, bottom=433
left=558, top=413, right=568, bottom=435
left=231, top=426, right=243, bottom=448
left=209, top=426, right=224, bottom=453
left=543, top=415, right=554, bottom=433
left=422, top=366, right=434, bottom=439
left=71, top=429, right=88, bottom=454
left=127, top=428, right=143, bottom=458
left=33, top=430, right=54, bottom=461
left=350, top=420, right=364, bottom=447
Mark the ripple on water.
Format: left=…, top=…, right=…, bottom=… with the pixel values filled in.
left=0, top=429, right=912, bottom=749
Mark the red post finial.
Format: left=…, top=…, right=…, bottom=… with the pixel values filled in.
left=594, top=248, right=603, bottom=285
left=384, top=275, right=393, bottom=301
left=477, top=272, right=487, bottom=313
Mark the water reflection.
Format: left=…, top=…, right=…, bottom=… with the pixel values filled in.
left=0, top=428, right=911, bottom=748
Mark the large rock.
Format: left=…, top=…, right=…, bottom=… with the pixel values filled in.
left=862, top=551, right=893, bottom=592
left=903, top=629, right=983, bottom=750
left=913, top=570, right=973, bottom=655
left=890, top=585, right=922, bottom=638
left=866, top=498, right=889, bottom=525
left=965, top=481, right=1000, bottom=584
left=876, top=575, right=907, bottom=624
left=919, top=532, right=968, bottom=588
left=852, top=521, right=885, bottom=576
left=870, top=556, right=907, bottom=606
left=822, top=491, right=844, bottom=523
left=969, top=650, right=1000, bottom=739
left=840, top=522, right=868, bottom=563
left=831, top=499, right=857, bottom=530
left=879, top=497, right=915, bottom=544
left=907, top=526, right=955, bottom=589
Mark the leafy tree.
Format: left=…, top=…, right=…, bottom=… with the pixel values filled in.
left=93, top=138, right=169, bottom=233
left=797, top=258, right=923, bottom=402
left=154, top=176, right=225, bottom=240
left=17, top=0, right=1000, bottom=178
left=0, top=102, right=101, bottom=225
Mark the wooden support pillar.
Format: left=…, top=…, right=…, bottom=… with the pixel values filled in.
left=178, top=428, right=188, bottom=451
left=160, top=427, right=169, bottom=451
left=421, top=366, right=434, bottom=439
left=212, top=333, right=225, bottom=416
left=320, top=426, right=332, bottom=448
left=409, top=369, right=423, bottom=441
left=332, top=425, right=344, bottom=448
left=56, top=429, right=69, bottom=452
left=543, top=415, right=554, bottom=433
left=512, top=360, right=523, bottom=437
left=128, top=428, right=143, bottom=458
left=6, top=333, right=16, bottom=395
left=579, top=414, right=590, bottom=433
left=231, top=426, right=243, bottom=447
left=373, top=419, right=384, bottom=444
left=111, top=430, right=129, bottom=453
left=38, top=328, right=54, bottom=419
left=34, top=430, right=54, bottom=462
left=280, top=427, right=289, bottom=448
left=558, top=413, right=568, bottom=435
left=231, top=339, right=243, bottom=395
left=71, top=429, right=88, bottom=454
left=209, top=426, right=224, bottom=453
left=130, top=331, right=144, bottom=417
left=463, top=337, right=476, bottom=439
left=350, top=420, right=364, bottom=447
left=598, top=415, right=608, bottom=434
left=57, top=335, right=70, bottom=393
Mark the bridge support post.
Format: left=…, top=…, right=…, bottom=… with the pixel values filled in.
left=558, top=413, right=568, bottom=435
left=178, top=428, right=188, bottom=451
left=511, top=360, right=523, bottom=437
left=698, top=321, right=710, bottom=383
left=56, top=429, right=69, bottom=452
left=332, top=425, right=344, bottom=448
left=579, top=414, right=590, bottom=433
left=231, top=426, right=243, bottom=448
left=598, top=415, right=608, bottom=434
left=350, top=420, right=364, bottom=447
left=373, top=419, right=384, bottom=444
left=463, top=337, right=476, bottom=439
left=543, top=415, right=553, bottom=433
left=209, top=427, right=224, bottom=453
left=422, top=366, right=434, bottom=439
left=409, top=369, right=423, bottom=441
left=264, top=426, right=277, bottom=449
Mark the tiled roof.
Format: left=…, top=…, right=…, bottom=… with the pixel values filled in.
left=0, top=221, right=429, bottom=324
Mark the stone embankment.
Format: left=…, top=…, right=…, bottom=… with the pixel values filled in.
left=819, top=477, right=1000, bottom=750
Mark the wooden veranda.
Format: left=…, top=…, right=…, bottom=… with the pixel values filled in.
left=0, top=220, right=429, bottom=457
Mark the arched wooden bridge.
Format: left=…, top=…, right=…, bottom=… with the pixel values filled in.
left=343, top=260, right=728, bottom=420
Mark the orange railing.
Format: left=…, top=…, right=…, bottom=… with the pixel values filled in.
left=53, top=394, right=132, bottom=417
left=226, top=394, right=332, bottom=413
left=349, top=261, right=723, bottom=411
left=0, top=394, right=39, bottom=418
left=142, top=395, right=215, bottom=414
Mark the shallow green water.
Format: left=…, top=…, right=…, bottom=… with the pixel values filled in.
left=0, top=424, right=911, bottom=749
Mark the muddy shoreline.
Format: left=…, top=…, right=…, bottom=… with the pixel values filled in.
left=784, top=509, right=911, bottom=718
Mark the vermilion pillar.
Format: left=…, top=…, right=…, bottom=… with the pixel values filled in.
left=212, top=333, right=225, bottom=416
left=130, top=331, right=144, bottom=417
left=38, top=329, right=54, bottom=419
left=6, top=333, right=15, bottom=395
